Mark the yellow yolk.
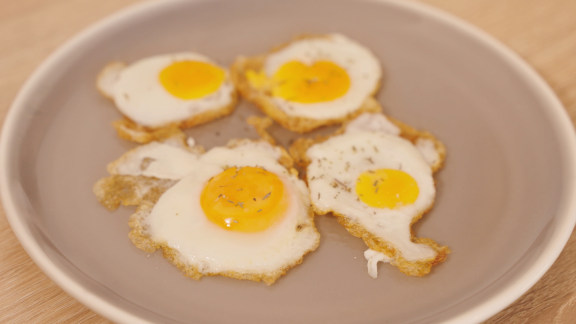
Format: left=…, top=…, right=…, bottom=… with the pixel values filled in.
left=270, top=61, right=350, bottom=103
left=356, top=169, right=419, bottom=209
left=245, top=70, right=269, bottom=89
left=159, top=61, right=225, bottom=100
left=200, top=167, right=288, bottom=232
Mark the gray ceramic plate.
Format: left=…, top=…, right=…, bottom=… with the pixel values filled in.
left=2, top=0, right=576, bottom=323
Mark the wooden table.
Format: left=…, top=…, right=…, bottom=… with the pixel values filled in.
left=1, top=0, right=575, bottom=322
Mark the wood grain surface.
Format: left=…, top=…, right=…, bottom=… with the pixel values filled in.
left=1, top=0, right=575, bottom=323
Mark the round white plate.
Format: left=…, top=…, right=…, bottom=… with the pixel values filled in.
left=2, top=0, right=576, bottom=323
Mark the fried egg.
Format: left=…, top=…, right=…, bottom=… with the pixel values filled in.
left=232, top=34, right=382, bottom=133
left=304, top=113, right=449, bottom=277
left=97, top=52, right=237, bottom=129
left=105, top=139, right=319, bottom=285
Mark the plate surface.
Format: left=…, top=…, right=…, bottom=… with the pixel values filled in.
left=2, top=0, right=576, bottom=323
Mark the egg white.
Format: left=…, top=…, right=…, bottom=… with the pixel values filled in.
left=108, top=141, right=200, bottom=180
left=345, top=113, right=442, bottom=168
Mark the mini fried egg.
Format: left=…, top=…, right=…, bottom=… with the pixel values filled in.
left=303, top=113, right=449, bottom=277
left=99, top=138, right=319, bottom=285
left=97, top=52, right=237, bottom=129
left=231, top=34, right=382, bottom=133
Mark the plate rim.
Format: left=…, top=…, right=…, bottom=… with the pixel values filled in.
left=1, top=0, right=576, bottom=323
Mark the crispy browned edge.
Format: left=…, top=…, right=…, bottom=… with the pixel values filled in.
left=97, top=61, right=239, bottom=144
left=289, top=113, right=450, bottom=276
left=93, top=131, right=194, bottom=210
left=230, top=35, right=383, bottom=134
left=94, top=136, right=320, bottom=285
left=93, top=175, right=177, bottom=211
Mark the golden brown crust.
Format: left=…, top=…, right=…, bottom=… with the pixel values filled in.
left=111, top=118, right=187, bottom=144
left=246, top=115, right=276, bottom=145
left=230, top=35, right=382, bottom=133
left=330, top=210, right=450, bottom=277
left=289, top=137, right=328, bottom=169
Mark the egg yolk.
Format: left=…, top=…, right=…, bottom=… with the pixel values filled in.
left=355, top=169, right=419, bottom=209
left=159, top=61, right=225, bottom=100
left=270, top=61, right=350, bottom=103
left=200, top=167, right=288, bottom=232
